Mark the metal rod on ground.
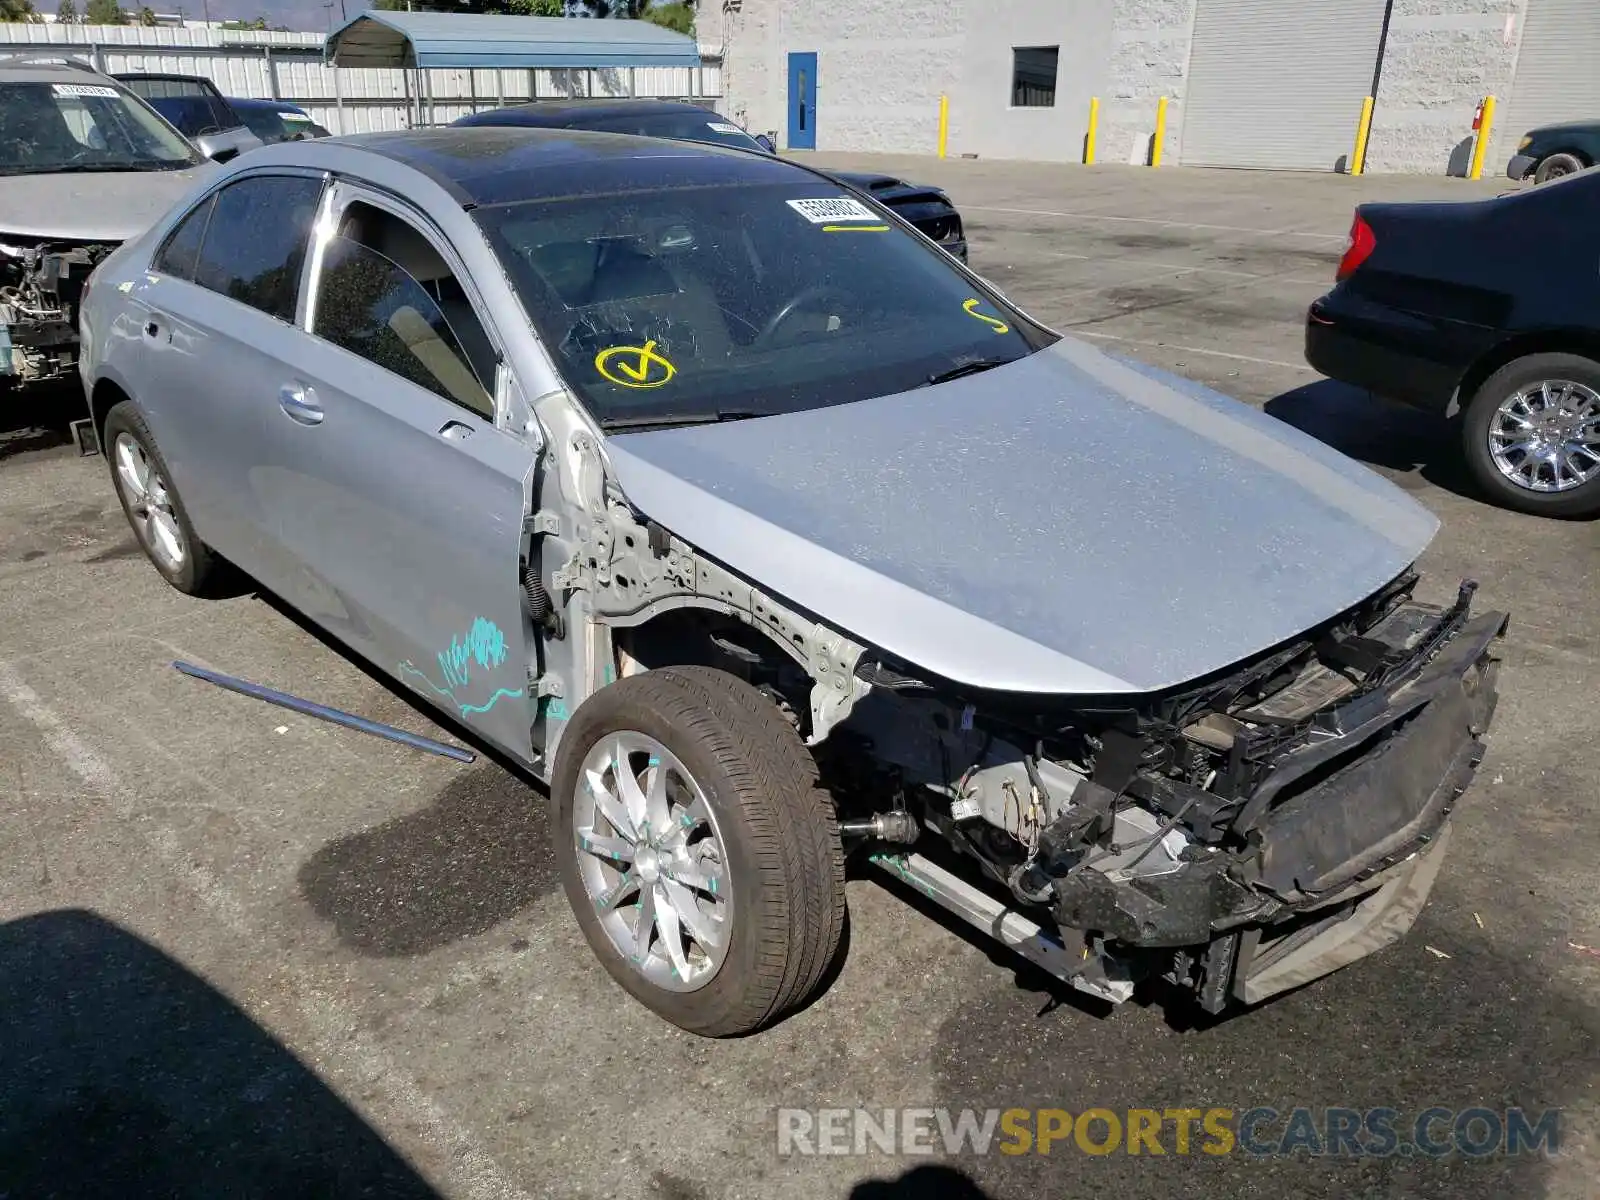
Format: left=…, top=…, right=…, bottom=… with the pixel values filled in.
left=172, top=661, right=476, bottom=764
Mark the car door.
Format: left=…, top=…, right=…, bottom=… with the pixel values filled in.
left=259, top=182, right=537, bottom=761
left=130, top=170, right=326, bottom=591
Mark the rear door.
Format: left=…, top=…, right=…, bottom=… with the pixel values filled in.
left=130, top=170, right=326, bottom=589
left=259, top=182, right=536, bottom=760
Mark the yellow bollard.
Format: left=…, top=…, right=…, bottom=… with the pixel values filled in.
left=1085, top=96, right=1100, bottom=165
left=1468, top=94, right=1496, bottom=180
left=1351, top=95, right=1374, bottom=175
left=937, top=94, right=949, bottom=159
left=1151, top=96, right=1168, bottom=167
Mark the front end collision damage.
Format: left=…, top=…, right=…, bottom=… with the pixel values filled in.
left=0, top=237, right=112, bottom=386
left=525, top=393, right=1507, bottom=1015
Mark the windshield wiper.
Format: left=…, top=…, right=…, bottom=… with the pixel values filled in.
left=922, top=357, right=1016, bottom=388
left=601, top=409, right=765, bottom=431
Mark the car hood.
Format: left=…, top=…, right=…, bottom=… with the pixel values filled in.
left=0, top=165, right=216, bottom=242
left=604, top=337, right=1439, bottom=696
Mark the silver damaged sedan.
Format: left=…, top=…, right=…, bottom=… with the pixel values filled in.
left=79, top=128, right=1508, bottom=1035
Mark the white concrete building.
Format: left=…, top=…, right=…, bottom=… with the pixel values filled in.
left=700, top=0, right=1600, bottom=175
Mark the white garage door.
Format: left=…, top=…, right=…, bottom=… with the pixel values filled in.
left=1499, top=0, right=1600, bottom=159
left=1179, top=0, right=1390, bottom=170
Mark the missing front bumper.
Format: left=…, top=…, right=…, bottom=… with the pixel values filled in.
left=1054, top=601, right=1505, bottom=1007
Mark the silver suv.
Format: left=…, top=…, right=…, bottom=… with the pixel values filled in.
left=0, top=53, right=219, bottom=390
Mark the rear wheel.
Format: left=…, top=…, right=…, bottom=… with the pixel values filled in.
left=550, top=666, right=846, bottom=1036
left=103, top=401, right=221, bottom=594
left=1534, top=152, right=1585, bottom=183
left=1460, top=353, right=1600, bottom=517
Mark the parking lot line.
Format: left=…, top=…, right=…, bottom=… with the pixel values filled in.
left=1072, top=330, right=1318, bottom=372
left=967, top=204, right=1347, bottom=240
left=0, top=657, right=532, bottom=1200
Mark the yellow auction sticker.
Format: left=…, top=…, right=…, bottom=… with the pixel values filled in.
left=595, top=339, right=676, bottom=389
left=963, top=298, right=1010, bottom=334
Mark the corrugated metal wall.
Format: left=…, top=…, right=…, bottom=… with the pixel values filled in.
left=1178, top=0, right=1388, bottom=171
left=1497, top=0, right=1600, bottom=164
left=0, top=22, right=723, bottom=134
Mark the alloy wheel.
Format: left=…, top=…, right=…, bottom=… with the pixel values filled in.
left=1487, top=379, right=1600, bottom=493
left=573, top=731, right=733, bottom=992
left=113, top=431, right=187, bottom=570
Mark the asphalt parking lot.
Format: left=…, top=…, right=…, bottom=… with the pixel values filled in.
left=2, top=158, right=1596, bottom=1199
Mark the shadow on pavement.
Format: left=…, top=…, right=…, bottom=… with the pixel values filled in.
left=298, top=764, right=560, bottom=958
left=1265, top=377, right=1482, bottom=503
left=0, top=380, right=85, bottom=462
left=0, top=908, right=440, bottom=1199
left=849, top=1163, right=995, bottom=1198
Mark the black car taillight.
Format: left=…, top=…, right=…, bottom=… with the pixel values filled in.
left=1336, top=211, right=1376, bottom=281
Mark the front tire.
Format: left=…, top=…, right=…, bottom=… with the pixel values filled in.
left=103, top=401, right=221, bottom=594
left=1460, top=353, right=1600, bottom=517
left=550, top=666, right=846, bottom=1037
left=1534, top=152, right=1585, bottom=184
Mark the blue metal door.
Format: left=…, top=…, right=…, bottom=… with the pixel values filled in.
left=787, top=51, right=817, bottom=150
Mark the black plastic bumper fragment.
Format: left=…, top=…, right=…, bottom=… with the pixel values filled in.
left=1048, top=606, right=1506, bottom=950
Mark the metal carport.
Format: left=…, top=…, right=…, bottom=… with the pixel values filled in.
left=323, top=11, right=704, bottom=126
left=323, top=11, right=700, bottom=72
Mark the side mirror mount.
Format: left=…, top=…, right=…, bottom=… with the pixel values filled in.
left=194, top=126, right=264, bottom=163
left=755, top=133, right=776, bottom=154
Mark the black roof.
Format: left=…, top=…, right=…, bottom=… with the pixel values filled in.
left=339, top=124, right=802, bottom=207
left=455, top=97, right=714, bottom=128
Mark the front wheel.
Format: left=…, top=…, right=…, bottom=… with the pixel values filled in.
left=550, top=666, right=846, bottom=1037
left=1534, top=153, right=1585, bottom=184
left=1460, top=353, right=1600, bottom=518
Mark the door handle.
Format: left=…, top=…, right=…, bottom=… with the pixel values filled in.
left=279, top=383, right=324, bottom=426
left=438, top=419, right=474, bottom=441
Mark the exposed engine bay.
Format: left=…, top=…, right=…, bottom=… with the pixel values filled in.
left=0, top=238, right=112, bottom=386
left=593, top=517, right=1503, bottom=1013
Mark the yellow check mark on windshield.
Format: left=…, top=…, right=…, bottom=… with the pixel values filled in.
left=595, top=340, right=676, bottom=389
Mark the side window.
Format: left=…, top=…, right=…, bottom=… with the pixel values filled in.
left=152, top=195, right=215, bottom=282
left=191, top=175, right=323, bottom=322
left=311, top=202, right=496, bottom=420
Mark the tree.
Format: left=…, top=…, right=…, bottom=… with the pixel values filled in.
left=55, top=0, right=77, bottom=19
left=0, top=0, right=42, bottom=20
left=640, top=0, right=690, bottom=34
left=221, top=15, right=268, bottom=27
left=83, top=0, right=127, bottom=22
left=136, top=4, right=155, bottom=22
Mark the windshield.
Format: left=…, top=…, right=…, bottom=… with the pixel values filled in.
left=0, top=82, right=199, bottom=174
left=476, top=180, right=1052, bottom=428
left=581, top=110, right=769, bottom=153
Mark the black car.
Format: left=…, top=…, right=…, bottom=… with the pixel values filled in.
left=1305, top=166, right=1600, bottom=518
left=453, top=99, right=968, bottom=261
left=1505, top=118, right=1600, bottom=184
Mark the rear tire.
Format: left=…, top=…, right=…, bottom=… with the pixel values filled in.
left=1534, top=152, right=1585, bottom=184
left=550, top=666, right=846, bottom=1037
left=1460, top=353, right=1600, bottom=518
left=103, top=401, right=221, bottom=595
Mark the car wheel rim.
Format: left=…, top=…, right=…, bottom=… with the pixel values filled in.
left=113, top=431, right=186, bottom=570
left=574, top=731, right=732, bottom=993
left=1487, top=379, right=1600, bottom=494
